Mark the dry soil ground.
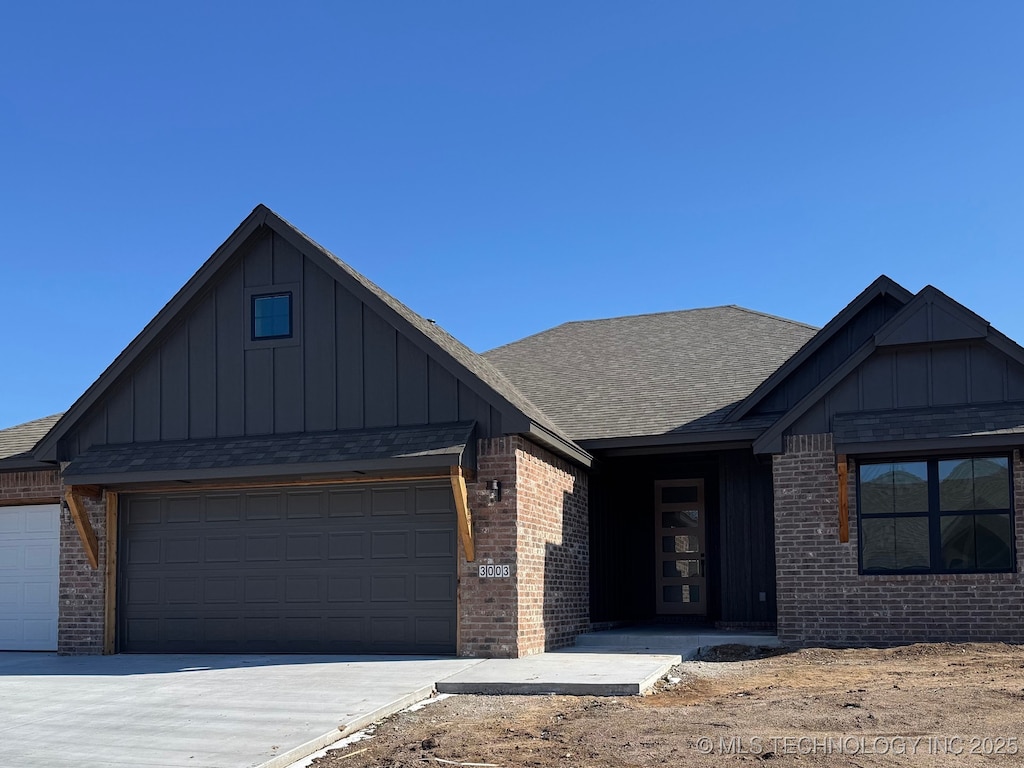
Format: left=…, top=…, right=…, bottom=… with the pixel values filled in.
left=310, top=643, right=1024, bottom=767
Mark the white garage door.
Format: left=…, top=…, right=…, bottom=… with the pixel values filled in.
left=0, top=504, right=60, bottom=651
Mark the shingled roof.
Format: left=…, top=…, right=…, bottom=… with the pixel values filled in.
left=0, top=414, right=62, bottom=467
left=63, top=422, right=477, bottom=485
left=485, top=306, right=817, bottom=443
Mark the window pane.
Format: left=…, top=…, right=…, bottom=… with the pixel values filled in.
left=861, top=517, right=895, bottom=570
left=862, top=516, right=929, bottom=571
left=892, top=463, right=929, bottom=513
left=939, top=457, right=1010, bottom=511
left=976, top=514, right=1013, bottom=570
left=663, top=560, right=701, bottom=577
left=941, top=515, right=976, bottom=570
left=860, top=464, right=896, bottom=514
left=860, top=462, right=927, bottom=514
left=662, top=535, right=699, bottom=553
left=663, top=585, right=699, bottom=603
left=973, top=458, right=1010, bottom=509
left=662, top=485, right=698, bottom=504
left=662, top=510, right=698, bottom=528
left=894, top=516, right=930, bottom=570
left=253, top=294, right=291, bottom=339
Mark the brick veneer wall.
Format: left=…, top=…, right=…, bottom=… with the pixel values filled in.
left=0, top=469, right=60, bottom=503
left=0, top=469, right=106, bottom=655
left=58, top=493, right=106, bottom=654
left=458, top=436, right=590, bottom=657
left=774, top=433, right=1024, bottom=646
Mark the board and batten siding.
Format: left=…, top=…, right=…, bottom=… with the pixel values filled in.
left=751, top=293, right=905, bottom=417
left=64, top=229, right=501, bottom=458
left=788, top=340, right=1024, bottom=436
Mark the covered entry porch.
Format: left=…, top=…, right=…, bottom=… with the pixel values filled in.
left=588, top=448, right=777, bottom=629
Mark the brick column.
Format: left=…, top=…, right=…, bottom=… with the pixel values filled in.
left=458, top=436, right=590, bottom=658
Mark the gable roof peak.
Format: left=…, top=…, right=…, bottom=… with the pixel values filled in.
left=725, top=274, right=915, bottom=423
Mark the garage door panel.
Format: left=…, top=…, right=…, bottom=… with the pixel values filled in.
left=416, top=528, right=455, bottom=558
left=370, top=488, right=410, bottom=515
left=415, top=487, right=454, bottom=515
left=286, top=492, right=323, bottom=519
left=126, top=577, right=161, bottom=606
left=371, top=530, right=409, bottom=558
left=370, top=574, right=409, bottom=602
left=245, top=494, right=282, bottom=520
left=285, top=575, right=321, bottom=603
left=127, top=537, right=161, bottom=565
left=416, top=616, right=455, bottom=646
left=286, top=532, right=323, bottom=560
left=245, top=534, right=282, bottom=561
left=207, top=576, right=243, bottom=604
left=127, top=498, right=161, bottom=525
left=206, top=495, right=241, bottom=522
left=205, top=535, right=241, bottom=562
left=328, top=576, right=363, bottom=602
left=121, top=484, right=456, bottom=653
left=328, top=531, right=365, bottom=559
left=166, top=496, right=201, bottom=523
left=415, top=573, right=455, bottom=602
left=165, top=537, right=200, bottom=563
left=164, top=577, right=199, bottom=604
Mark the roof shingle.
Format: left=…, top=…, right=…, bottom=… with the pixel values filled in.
left=484, top=306, right=817, bottom=442
left=0, top=414, right=63, bottom=463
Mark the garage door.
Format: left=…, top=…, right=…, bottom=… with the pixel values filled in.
left=0, top=504, right=60, bottom=651
left=120, top=482, right=457, bottom=654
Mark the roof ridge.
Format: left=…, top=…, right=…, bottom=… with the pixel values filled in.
left=727, top=305, right=818, bottom=331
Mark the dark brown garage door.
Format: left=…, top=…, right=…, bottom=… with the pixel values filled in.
left=119, top=482, right=457, bottom=654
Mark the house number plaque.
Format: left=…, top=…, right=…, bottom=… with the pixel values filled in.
left=478, top=564, right=512, bottom=578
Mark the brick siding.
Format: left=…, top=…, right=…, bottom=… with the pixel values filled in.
left=459, top=436, right=590, bottom=657
left=774, top=433, right=1024, bottom=646
left=0, top=469, right=60, bottom=503
left=0, top=468, right=106, bottom=655
left=58, top=493, right=106, bottom=654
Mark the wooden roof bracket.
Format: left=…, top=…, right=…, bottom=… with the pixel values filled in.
left=65, top=486, right=100, bottom=570
left=450, top=466, right=475, bottom=562
left=836, top=454, right=850, bottom=543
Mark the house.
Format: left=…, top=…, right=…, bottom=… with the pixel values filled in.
left=2, top=205, right=1023, bottom=656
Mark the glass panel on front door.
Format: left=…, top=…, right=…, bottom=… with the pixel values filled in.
left=655, top=479, right=706, bottom=615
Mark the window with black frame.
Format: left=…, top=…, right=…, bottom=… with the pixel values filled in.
left=858, top=456, right=1015, bottom=574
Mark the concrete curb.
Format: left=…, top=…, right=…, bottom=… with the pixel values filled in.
left=258, top=684, right=436, bottom=768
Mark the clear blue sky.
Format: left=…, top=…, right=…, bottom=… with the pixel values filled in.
left=2, top=2, right=1023, bottom=430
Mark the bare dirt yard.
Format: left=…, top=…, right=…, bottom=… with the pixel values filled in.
left=310, top=643, right=1024, bottom=767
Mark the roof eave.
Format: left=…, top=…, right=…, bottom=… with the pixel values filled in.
left=62, top=452, right=467, bottom=488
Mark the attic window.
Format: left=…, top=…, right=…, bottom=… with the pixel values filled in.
left=252, top=292, right=292, bottom=339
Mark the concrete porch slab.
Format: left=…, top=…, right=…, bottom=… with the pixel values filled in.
left=435, top=651, right=681, bottom=696
left=572, top=625, right=781, bottom=658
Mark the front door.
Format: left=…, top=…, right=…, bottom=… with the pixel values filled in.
left=655, top=479, right=706, bottom=615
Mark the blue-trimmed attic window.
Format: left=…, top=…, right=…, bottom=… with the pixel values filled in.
left=252, top=292, right=292, bottom=340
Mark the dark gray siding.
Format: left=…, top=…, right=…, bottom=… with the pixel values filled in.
left=789, top=340, right=1024, bottom=436
left=753, top=294, right=904, bottom=416
left=63, top=228, right=501, bottom=459
left=718, top=450, right=776, bottom=625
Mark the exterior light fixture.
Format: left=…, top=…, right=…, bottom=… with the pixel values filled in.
left=486, top=479, right=502, bottom=504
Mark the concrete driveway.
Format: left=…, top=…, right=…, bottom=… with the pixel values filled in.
left=0, top=652, right=480, bottom=768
